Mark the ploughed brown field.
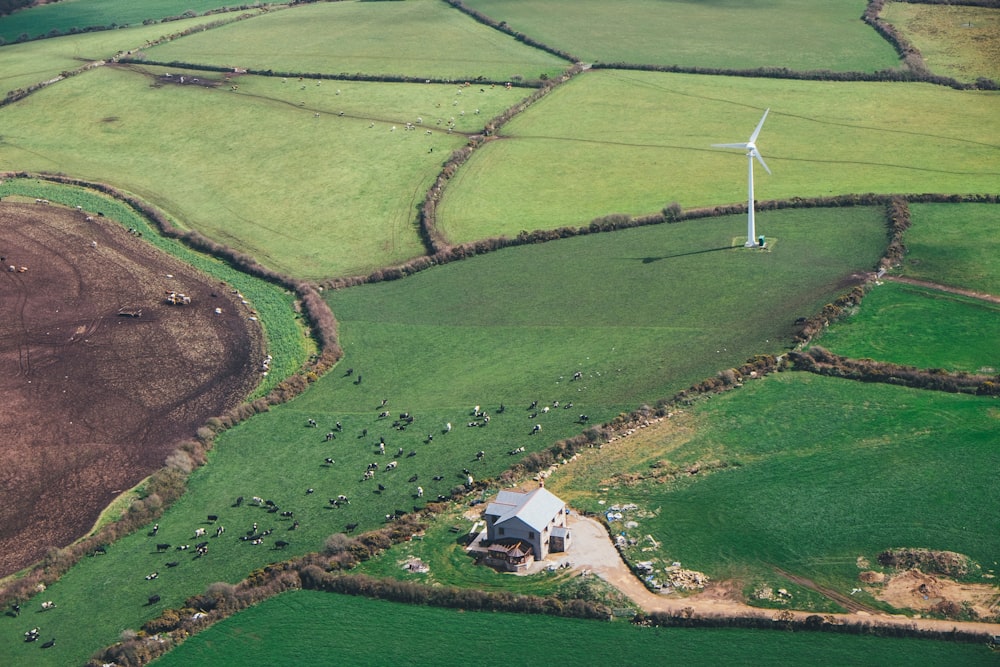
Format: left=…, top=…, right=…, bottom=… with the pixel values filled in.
left=0, top=199, right=263, bottom=577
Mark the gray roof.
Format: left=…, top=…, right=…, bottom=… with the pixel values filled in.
left=484, top=487, right=565, bottom=532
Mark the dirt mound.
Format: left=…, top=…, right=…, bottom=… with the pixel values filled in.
left=859, top=570, right=886, bottom=584
left=0, top=200, right=263, bottom=576
left=874, top=569, right=999, bottom=621
left=877, top=548, right=974, bottom=577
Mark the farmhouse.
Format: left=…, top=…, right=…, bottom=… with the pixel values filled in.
left=483, top=486, right=570, bottom=571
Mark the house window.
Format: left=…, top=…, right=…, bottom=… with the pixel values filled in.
left=498, top=528, right=504, bottom=536
left=528, top=532, right=535, bottom=539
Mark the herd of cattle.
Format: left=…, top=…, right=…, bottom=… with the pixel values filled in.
left=13, top=375, right=591, bottom=638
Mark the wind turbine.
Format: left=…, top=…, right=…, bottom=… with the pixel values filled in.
left=712, top=108, right=771, bottom=248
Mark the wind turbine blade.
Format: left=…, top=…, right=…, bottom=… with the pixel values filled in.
left=712, top=142, right=749, bottom=149
left=752, top=149, right=771, bottom=175
left=748, top=108, right=770, bottom=144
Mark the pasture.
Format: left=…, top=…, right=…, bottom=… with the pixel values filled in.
left=899, top=203, right=1000, bottom=296
left=812, top=281, right=1000, bottom=374
left=437, top=70, right=1000, bottom=242
left=0, top=2, right=997, bottom=664
left=143, top=0, right=570, bottom=82
left=0, top=64, right=501, bottom=278
left=148, top=589, right=998, bottom=667
left=0, top=0, right=260, bottom=44
left=546, top=372, right=1000, bottom=606
left=0, top=207, right=887, bottom=665
left=462, top=0, right=901, bottom=72
left=881, top=2, right=1000, bottom=83
left=0, top=15, right=227, bottom=98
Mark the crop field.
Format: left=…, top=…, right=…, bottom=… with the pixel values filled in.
left=438, top=70, right=999, bottom=242
left=882, top=3, right=1000, bottom=82
left=0, top=177, right=309, bottom=390
left=899, top=203, right=1000, bottom=295
left=143, top=0, right=570, bottom=82
left=546, top=372, right=1000, bottom=598
left=463, top=0, right=900, bottom=72
left=813, top=282, right=1000, bottom=373
left=150, top=590, right=998, bottom=667
left=0, top=0, right=261, bottom=44
left=1, top=1, right=997, bottom=665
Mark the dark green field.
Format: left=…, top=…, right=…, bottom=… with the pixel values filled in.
left=0, top=0, right=254, bottom=44
left=149, top=589, right=998, bottom=667
left=548, top=372, right=1000, bottom=600
left=814, top=281, right=1000, bottom=373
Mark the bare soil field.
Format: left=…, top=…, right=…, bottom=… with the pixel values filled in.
left=0, top=200, right=263, bottom=576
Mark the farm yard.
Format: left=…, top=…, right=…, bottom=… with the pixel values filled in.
left=0, top=0, right=997, bottom=665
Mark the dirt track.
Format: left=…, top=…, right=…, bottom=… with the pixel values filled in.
left=0, top=200, right=263, bottom=576
left=568, top=514, right=1000, bottom=637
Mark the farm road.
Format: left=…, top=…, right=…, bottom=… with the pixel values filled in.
left=881, top=275, right=1000, bottom=305
left=567, top=515, right=1000, bottom=636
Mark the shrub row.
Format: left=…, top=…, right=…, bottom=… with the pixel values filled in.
left=442, top=0, right=579, bottom=65
left=325, top=193, right=998, bottom=292
left=898, top=0, right=1000, bottom=6
left=632, top=608, right=992, bottom=643
left=789, top=346, right=1000, bottom=395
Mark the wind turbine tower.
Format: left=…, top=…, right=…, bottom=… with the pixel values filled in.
left=712, top=108, right=771, bottom=248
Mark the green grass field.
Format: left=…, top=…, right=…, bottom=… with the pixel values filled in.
left=0, top=207, right=886, bottom=666
left=897, top=203, right=1000, bottom=296
left=881, top=2, right=1000, bottom=83
left=812, top=281, right=1000, bottom=374
left=0, top=15, right=235, bottom=98
left=0, top=63, right=502, bottom=278
left=464, top=0, right=899, bottom=72
left=437, top=70, right=1000, bottom=242
left=148, top=589, right=997, bottom=667
left=144, top=0, right=570, bottom=82
left=0, top=0, right=259, bottom=44
left=547, top=372, right=1000, bottom=603
left=1, top=3, right=997, bottom=665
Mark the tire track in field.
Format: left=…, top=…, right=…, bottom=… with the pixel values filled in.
left=771, top=566, right=883, bottom=614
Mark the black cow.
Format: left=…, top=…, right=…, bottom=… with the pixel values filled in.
left=345, top=522, right=358, bottom=533
left=147, top=595, right=161, bottom=606
left=165, top=561, right=180, bottom=568
left=207, top=515, right=218, bottom=522
left=156, top=543, right=170, bottom=553
left=41, top=638, right=55, bottom=649
left=234, top=496, right=244, bottom=507
left=274, top=540, right=289, bottom=549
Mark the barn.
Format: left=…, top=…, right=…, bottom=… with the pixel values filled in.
left=482, top=485, right=569, bottom=570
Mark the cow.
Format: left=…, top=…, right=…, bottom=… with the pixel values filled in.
left=165, top=561, right=180, bottom=568
left=145, top=572, right=158, bottom=580
left=40, top=601, right=56, bottom=610
left=194, top=528, right=206, bottom=538
left=408, top=474, right=418, bottom=483
left=41, top=638, right=55, bottom=649
left=234, top=496, right=244, bottom=507
left=274, top=540, right=290, bottom=549
left=345, top=522, right=358, bottom=533
left=156, top=543, right=170, bottom=553
left=147, top=595, right=161, bottom=606
left=207, top=515, right=218, bottom=522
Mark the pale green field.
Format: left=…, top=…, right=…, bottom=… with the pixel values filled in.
left=145, top=0, right=570, bottom=82
left=0, top=15, right=234, bottom=98
left=882, top=3, right=1000, bottom=83
left=0, top=63, right=527, bottom=278
left=464, top=0, right=900, bottom=72
left=437, top=70, right=1000, bottom=243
